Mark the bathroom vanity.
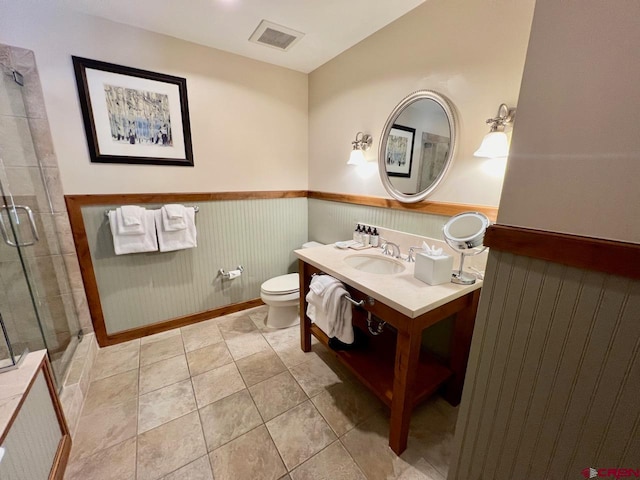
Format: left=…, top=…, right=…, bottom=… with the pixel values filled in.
left=296, top=244, right=481, bottom=455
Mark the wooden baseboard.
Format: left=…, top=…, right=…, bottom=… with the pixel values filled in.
left=485, top=224, right=640, bottom=280
left=50, top=434, right=72, bottom=480
left=98, top=298, right=264, bottom=347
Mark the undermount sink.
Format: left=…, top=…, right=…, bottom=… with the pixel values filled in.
left=344, top=254, right=406, bottom=275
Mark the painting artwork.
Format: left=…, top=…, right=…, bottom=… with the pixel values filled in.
left=73, top=56, right=193, bottom=166
left=385, top=124, right=415, bottom=177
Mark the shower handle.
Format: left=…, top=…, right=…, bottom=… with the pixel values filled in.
left=0, top=205, right=40, bottom=247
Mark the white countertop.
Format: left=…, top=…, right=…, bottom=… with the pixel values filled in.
left=295, top=244, right=482, bottom=318
left=0, top=350, right=47, bottom=439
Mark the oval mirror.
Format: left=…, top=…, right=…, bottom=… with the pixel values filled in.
left=379, top=90, right=458, bottom=203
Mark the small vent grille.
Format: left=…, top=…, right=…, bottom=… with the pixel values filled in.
left=249, top=20, right=304, bottom=52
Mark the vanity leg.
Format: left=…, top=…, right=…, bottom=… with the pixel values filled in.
left=389, top=327, right=421, bottom=454
left=298, top=259, right=312, bottom=352
left=444, top=289, right=480, bottom=405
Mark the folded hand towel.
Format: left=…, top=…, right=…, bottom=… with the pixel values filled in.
left=161, top=205, right=187, bottom=232
left=116, top=207, right=145, bottom=236
left=154, top=207, right=197, bottom=252
left=120, top=205, right=145, bottom=226
left=109, top=210, right=158, bottom=255
left=163, top=204, right=185, bottom=219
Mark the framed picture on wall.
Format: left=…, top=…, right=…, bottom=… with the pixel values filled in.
left=72, top=56, right=194, bottom=166
left=385, top=124, right=415, bottom=177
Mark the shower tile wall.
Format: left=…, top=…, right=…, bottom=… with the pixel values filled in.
left=0, top=44, right=89, bottom=374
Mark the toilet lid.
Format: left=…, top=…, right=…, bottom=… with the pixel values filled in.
left=261, top=273, right=300, bottom=295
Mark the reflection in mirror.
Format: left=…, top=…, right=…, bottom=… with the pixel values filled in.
left=379, top=91, right=457, bottom=203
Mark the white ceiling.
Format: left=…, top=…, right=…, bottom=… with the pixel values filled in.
left=55, top=0, right=425, bottom=73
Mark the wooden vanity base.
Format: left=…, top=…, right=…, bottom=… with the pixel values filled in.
left=299, top=260, right=480, bottom=455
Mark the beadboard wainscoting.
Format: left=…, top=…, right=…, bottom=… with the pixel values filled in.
left=68, top=195, right=307, bottom=345
left=449, top=249, right=640, bottom=480
left=308, top=198, right=454, bottom=244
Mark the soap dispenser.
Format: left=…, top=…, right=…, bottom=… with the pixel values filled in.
left=353, top=224, right=361, bottom=243
left=370, top=228, right=379, bottom=247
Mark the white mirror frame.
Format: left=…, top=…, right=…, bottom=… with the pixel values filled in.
left=379, top=90, right=458, bottom=203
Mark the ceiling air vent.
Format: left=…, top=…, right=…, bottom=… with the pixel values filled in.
left=249, top=20, right=304, bottom=52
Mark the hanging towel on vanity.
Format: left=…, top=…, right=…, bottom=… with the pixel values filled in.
left=109, top=209, right=158, bottom=255
left=306, top=275, right=354, bottom=344
left=154, top=206, right=197, bottom=252
left=161, top=204, right=187, bottom=231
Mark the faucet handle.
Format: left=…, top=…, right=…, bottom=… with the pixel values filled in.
left=406, top=246, right=423, bottom=263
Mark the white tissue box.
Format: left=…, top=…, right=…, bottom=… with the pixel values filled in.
left=414, top=252, right=454, bottom=285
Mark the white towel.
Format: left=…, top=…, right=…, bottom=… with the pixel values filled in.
left=306, top=275, right=354, bottom=344
left=161, top=205, right=187, bottom=231
left=116, top=206, right=145, bottom=235
left=154, top=207, right=197, bottom=252
left=120, top=205, right=144, bottom=226
left=109, top=210, right=158, bottom=255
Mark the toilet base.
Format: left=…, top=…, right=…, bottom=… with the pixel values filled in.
left=266, top=304, right=300, bottom=329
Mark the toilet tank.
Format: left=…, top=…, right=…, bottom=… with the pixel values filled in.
left=302, top=241, right=323, bottom=249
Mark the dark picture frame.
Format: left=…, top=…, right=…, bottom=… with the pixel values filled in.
left=72, top=56, right=194, bottom=166
left=385, top=124, right=415, bottom=177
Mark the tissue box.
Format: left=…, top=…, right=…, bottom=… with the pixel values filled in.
left=414, top=252, right=454, bottom=285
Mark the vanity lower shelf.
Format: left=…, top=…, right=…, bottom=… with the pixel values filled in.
left=309, top=323, right=452, bottom=408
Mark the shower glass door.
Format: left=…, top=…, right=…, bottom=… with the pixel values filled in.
left=0, top=50, right=81, bottom=386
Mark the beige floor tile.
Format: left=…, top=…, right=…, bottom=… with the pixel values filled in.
left=71, top=398, right=137, bottom=461
left=216, top=314, right=258, bottom=340
left=236, top=349, right=287, bottom=386
left=262, top=325, right=299, bottom=349
left=199, top=389, right=262, bottom=451
left=181, top=319, right=224, bottom=352
left=209, top=425, right=286, bottom=480
left=82, top=369, right=138, bottom=417
left=91, top=339, right=140, bottom=381
left=65, top=437, right=136, bottom=480
left=138, top=379, right=197, bottom=434
left=272, top=339, right=319, bottom=368
left=311, top=381, right=382, bottom=436
left=186, top=341, right=233, bottom=377
left=137, top=411, right=207, bottom=480
left=226, top=331, right=271, bottom=360
left=249, top=371, right=308, bottom=421
left=140, top=354, right=190, bottom=394
left=290, top=441, right=366, bottom=480
left=140, top=334, right=184, bottom=367
left=140, top=328, right=182, bottom=345
left=266, top=400, right=336, bottom=470
left=289, top=356, right=344, bottom=397
left=341, top=411, right=426, bottom=480
left=191, top=362, right=245, bottom=408
left=161, top=455, right=213, bottom=480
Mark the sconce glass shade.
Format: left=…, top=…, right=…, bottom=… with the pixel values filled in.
left=473, top=131, right=509, bottom=158
left=347, top=149, right=366, bottom=166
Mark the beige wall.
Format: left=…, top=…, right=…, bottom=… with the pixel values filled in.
left=498, top=0, right=640, bottom=242
left=308, top=0, right=535, bottom=207
left=0, top=2, right=308, bottom=194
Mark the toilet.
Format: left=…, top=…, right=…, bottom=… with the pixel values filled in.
left=260, top=241, right=323, bottom=329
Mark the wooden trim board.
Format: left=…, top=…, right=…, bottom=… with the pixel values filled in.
left=307, top=190, right=499, bottom=222
left=485, top=224, right=640, bottom=280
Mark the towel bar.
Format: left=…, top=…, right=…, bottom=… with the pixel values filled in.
left=104, top=205, right=200, bottom=219
left=310, top=272, right=375, bottom=307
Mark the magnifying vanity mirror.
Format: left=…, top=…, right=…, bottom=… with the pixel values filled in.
left=442, top=211, right=490, bottom=285
left=379, top=90, right=458, bottom=203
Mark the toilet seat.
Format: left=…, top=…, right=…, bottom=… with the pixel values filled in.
left=261, top=273, right=299, bottom=295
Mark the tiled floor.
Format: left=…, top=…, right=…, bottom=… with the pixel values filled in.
left=64, top=306, right=458, bottom=480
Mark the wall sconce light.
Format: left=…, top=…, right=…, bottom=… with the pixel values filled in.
left=347, top=132, right=373, bottom=165
left=474, top=104, right=516, bottom=158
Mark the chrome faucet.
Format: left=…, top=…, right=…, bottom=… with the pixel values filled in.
left=381, top=241, right=401, bottom=259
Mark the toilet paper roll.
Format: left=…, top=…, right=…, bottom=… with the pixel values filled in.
left=227, top=269, right=242, bottom=279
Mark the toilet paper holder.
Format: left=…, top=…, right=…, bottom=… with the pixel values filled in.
left=218, top=265, right=244, bottom=280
